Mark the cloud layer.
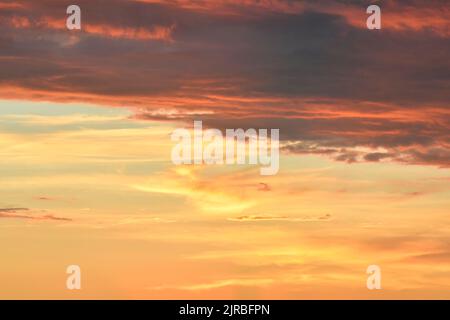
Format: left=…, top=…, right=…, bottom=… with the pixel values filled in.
left=0, top=207, right=72, bottom=221
left=0, top=0, right=448, bottom=166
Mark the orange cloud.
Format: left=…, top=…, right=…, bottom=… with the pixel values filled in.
left=336, top=2, right=450, bottom=37
left=0, top=2, right=25, bottom=9
left=0, top=0, right=448, bottom=169
left=3, top=16, right=175, bottom=42
left=84, top=23, right=176, bottom=41
left=227, top=214, right=332, bottom=222
left=0, top=208, right=72, bottom=221
left=139, top=0, right=449, bottom=37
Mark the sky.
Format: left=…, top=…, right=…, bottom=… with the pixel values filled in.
left=0, top=0, right=449, bottom=299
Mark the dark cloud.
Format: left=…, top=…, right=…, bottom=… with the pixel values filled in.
left=0, top=207, right=72, bottom=221
left=257, top=183, right=271, bottom=192
left=0, top=0, right=448, bottom=166
left=364, top=152, right=393, bottom=162
left=0, top=207, right=29, bottom=213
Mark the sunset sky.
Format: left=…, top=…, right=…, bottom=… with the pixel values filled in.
left=0, top=0, right=449, bottom=299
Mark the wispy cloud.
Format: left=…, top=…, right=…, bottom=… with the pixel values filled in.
left=150, top=278, right=275, bottom=291
left=133, top=166, right=257, bottom=214
left=227, top=214, right=332, bottom=222
left=0, top=208, right=72, bottom=221
left=1, top=0, right=448, bottom=167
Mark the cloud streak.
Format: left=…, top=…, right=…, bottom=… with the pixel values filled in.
left=227, top=214, right=332, bottom=222
left=0, top=208, right=72, bottom=221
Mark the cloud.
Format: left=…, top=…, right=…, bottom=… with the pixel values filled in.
left=150, top=278, right=275, bottom=291
left=364, top=152, right=394, bottom=162
left=257, top=183, right=271, bottom=192
left=0, top=208, right=29, bottom=213
left=403, top=251, right=450, bottom=263
left=138, top=0, right=450, bottom=39
left=0, top=2, right=25, bottom=10
left=133, top=166, right=257, bottom=214
left=0, top=207, right=72, bottom=221
left=227, top=214, right=332, bottom=222
left=0, top=0, right=448, bottom=167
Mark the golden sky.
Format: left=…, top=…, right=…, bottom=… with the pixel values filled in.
left=0, top=0, right=449, bottom=299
